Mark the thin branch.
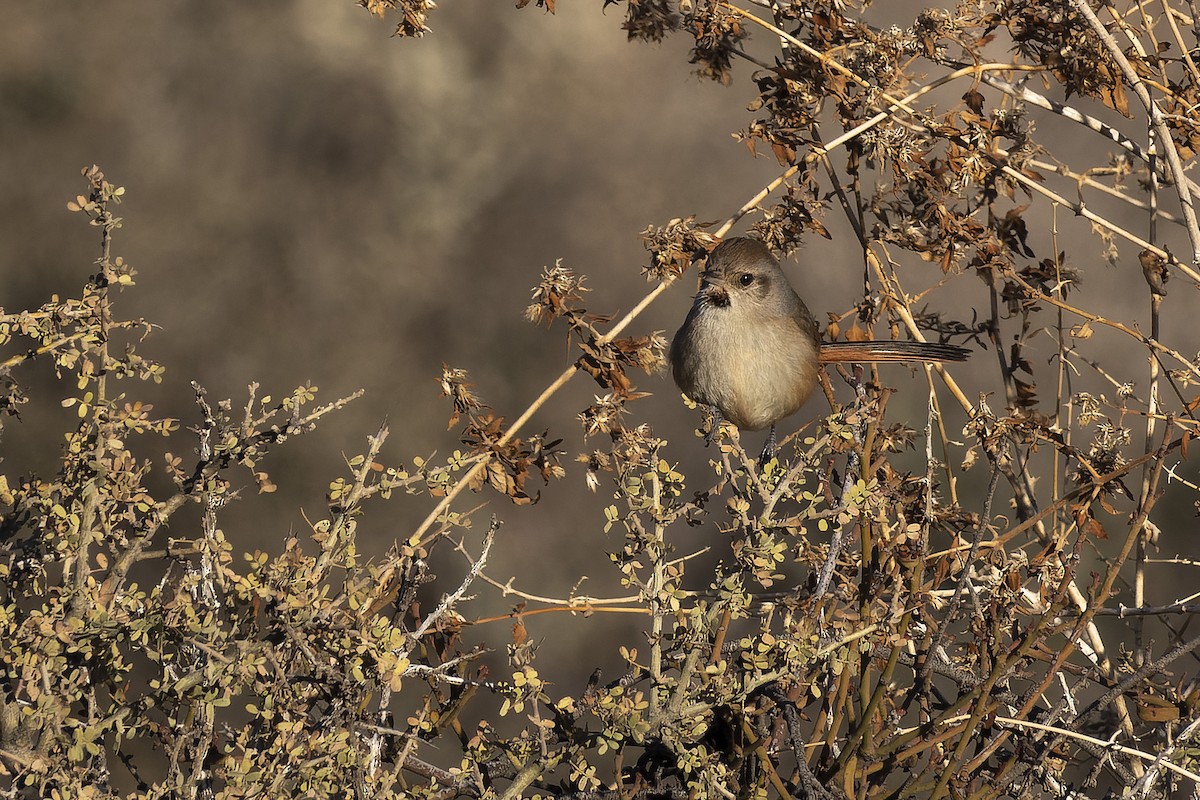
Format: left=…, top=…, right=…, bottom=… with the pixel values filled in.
left=1069, top=0, right=1200, bottom=263
left=994, top=715, right=1200, bottom=785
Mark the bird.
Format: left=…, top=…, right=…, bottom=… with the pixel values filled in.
left=669, top=237, right=968, bottom=453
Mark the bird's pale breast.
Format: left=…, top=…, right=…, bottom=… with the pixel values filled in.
left=673, top=308, right=819, bottom=431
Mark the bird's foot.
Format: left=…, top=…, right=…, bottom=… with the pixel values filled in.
left=703, top=407, right=725, bottom=447
left=757, top=424, right=778, bottom=468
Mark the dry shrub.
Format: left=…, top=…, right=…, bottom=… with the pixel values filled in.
left=4, top=2, right=1200, bottom=798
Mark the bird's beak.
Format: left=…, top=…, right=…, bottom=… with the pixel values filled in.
left=697, top=272, right=730, bottom=308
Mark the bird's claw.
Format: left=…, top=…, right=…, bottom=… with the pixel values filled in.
left=703, top=407, right=725, bottom=447
left=757, top=424, right=778, bottom=467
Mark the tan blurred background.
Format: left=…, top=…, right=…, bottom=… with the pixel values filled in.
left=3, top=2, right=1199, bottom=690
left=0, top=2, right=788, bottom=677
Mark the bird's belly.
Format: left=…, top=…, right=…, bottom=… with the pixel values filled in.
left=681, top=319, right=819, bottom=431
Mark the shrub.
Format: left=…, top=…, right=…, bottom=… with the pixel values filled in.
left=5, top=2, right=1200, bottom=798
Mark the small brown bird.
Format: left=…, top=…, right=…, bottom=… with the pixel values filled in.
left=670, top=237, right=967, bottom=447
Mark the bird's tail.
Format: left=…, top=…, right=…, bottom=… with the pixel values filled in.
left=818, top=340, right=969, bottom=363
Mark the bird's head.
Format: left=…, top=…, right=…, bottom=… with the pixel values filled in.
left=693, top=238, right=798, bottom=318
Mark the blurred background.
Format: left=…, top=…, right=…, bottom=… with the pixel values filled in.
left=3, top=2, right=1199, bottom=697
left=0, top=1, right=786, bottom=683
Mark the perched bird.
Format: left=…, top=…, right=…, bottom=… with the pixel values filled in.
left=670, top=237, right=968, bottom=450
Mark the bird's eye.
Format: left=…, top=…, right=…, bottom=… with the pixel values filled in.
left=738, top=273, right=755, bottom=287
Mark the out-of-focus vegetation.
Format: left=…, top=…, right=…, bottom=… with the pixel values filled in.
left=4, top=2, right=1200, bottom=798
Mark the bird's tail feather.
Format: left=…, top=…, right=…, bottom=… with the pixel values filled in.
left=818, top=340, right=969, bottom=363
